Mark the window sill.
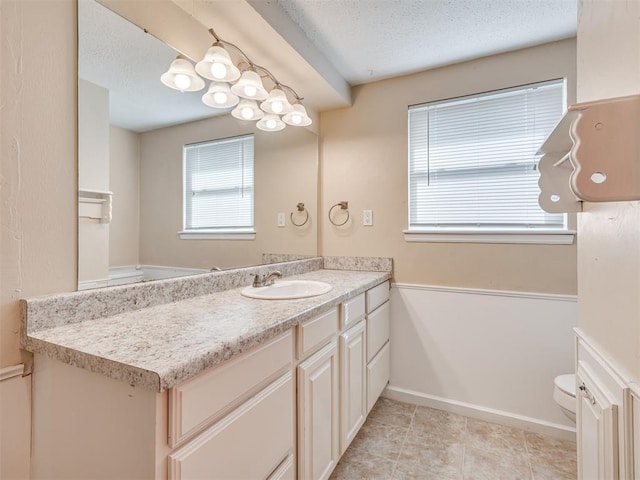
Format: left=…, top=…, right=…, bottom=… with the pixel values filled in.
left=403, top=229, right=576, bottom=245
left=178, top=230, right=256, bottom=241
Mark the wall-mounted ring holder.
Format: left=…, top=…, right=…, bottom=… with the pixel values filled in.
left=328, top=201, right=350, bottom=226
left=290, top=202, right=309, bottom=227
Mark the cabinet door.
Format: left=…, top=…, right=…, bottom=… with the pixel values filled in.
left=168, top=372, right=294, bottom=480
left=339, top=320, right=367, bottom=455
left=298, top=340, right=340, bottom=480
left=577, top=363, right=619, bottom=480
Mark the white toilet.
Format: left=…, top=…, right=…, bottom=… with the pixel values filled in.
left=554, top=373, right=577, bottom=422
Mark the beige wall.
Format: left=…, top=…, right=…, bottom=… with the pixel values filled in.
left=78, top=79, right=109, bottom=191
left=78, top=79, right=109, bottom=284
left=109, top=126, right=141, bottom=267
left=319, top=39, right=578, bottom=294
left=139, top=115, right=318, bottom=270
left=0, top=0, right=77, bottom=476
left=576, top=0, right=640, bottom=379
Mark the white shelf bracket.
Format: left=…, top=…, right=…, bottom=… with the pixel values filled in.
left=537, top=94, right=640, bottom=212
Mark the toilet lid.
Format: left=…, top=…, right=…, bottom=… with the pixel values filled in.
left=555, top=374, right=576, bottom=397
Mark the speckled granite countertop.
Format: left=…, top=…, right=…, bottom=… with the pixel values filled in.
left=22, top=267, right=390, bottom=392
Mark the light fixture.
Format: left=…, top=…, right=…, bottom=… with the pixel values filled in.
left=202, top=82, right=239, bottom=109
left=160, top=56, right=205, bottom=92
left=257, top=114, right=286, bottom=132
left=261, top=87, right=293, bottom=115
left=160, top=27, right=311, bottom=131
left=283, top=103, right=312, bottom=126
left=195, top=45, right=241, bottom=82
left=230, top=70, right=269, bottom=100
left=231, top=99, right=264, bottom=121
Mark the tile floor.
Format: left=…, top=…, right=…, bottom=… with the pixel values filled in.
left=331, top=398, right=577, bottom=480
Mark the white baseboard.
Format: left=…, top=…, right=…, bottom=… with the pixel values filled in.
left=383, top=385, right=576, bottom=442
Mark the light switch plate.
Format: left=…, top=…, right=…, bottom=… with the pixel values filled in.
left=363, top=210, right=373, bottom=226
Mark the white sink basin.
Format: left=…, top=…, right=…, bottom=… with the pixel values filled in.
left=241, top=280, right=332, bottom=300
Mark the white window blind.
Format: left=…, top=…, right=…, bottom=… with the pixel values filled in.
left=183, top=135, right=254, bottom=233
left=408, top=79, right=566, bottom=233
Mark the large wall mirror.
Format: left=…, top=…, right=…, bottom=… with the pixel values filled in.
left=77, top=0, right=318, bottom=290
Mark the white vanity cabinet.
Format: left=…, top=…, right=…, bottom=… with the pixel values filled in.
left=167, top=332, right=295, bottom=480
left=339, top=295, right=367, bottom=454
left=297, top=340, right=340, bottom=480
left=30, top=279, right=392, bottom=480
left=365, top=281, right=391, bottom=413
left=31, top=330, right=296, bottom=480
left=576, top=363, right=619, bottom=480
left=575, top=330, right=632, bottom=480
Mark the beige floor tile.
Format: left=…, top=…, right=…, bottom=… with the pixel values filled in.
left=368, top=397, right=416, bottom=428
left=349, top=418, right=409, bottom=462
left=463, top=446, right=532, bottom=480
left=329, top=447, right=396, bottom=480
left=465, top=418, right=529, bottom=462
left=410, top=406, right=466, bottom=443
left=332, top=399, right=577, bottom=480
left=530, top=464, right=577, bottom=480
left=398, top=430, right=463, bottom=478
left=394, top=462, right=463, bottom=480
left=525, top=432, right=577, bottom=478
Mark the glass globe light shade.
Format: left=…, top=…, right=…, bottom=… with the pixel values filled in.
left=195, top=45, right=240, bottom=82
left=230, top=70, right=268, bottom=100
left=160, top=57, right=205, bottom=92
left=202, top=82, right=239, bottom=109
left=260, top=88, right=293, bottom=115
left=257, top=114, right=286, bottom=132
left=282, top=103, right=312, bottom=126
left=231, top=99, right=264, bottom=121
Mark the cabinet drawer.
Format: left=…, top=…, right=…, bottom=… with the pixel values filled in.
left=297, top=307, right=338, bottom=360
left=366, top=281, right=389, bottom=313
left=367, top=341, right=390, bottom=413
left=340, top=293, right=365, bottom=330
left=169, top=330, right=293, bottom=448
left=169, top=372, right=294, bottom=480
left=367, top=301, right=389, bottom=362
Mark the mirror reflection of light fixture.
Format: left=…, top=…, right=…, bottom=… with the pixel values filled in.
left=257, top=114, right=286, bottom=132
left=195, top=45, right=240, bottom=82
left=283, top=103, right=312, bottom=127
left=261, top=87, right=293, bottom=115
left=161, top=28, right=311, bottom=131
left=160, top=56, right=205, bottom=92
left=202, top=82, right=239, bottom=109
left=230, top=70, right=269, bottom=100
left=231, top=99, right=264, bottom=121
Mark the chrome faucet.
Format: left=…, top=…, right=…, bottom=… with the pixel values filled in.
left=252, top=270, right=283, bottom=287
left=264, top=270, right=282, bottom=286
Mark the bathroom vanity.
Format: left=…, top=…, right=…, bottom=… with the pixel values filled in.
left=21, top=257, right=391, bottom=480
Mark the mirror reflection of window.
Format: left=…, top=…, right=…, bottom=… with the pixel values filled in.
left=183, top=135, right=255, bottom=234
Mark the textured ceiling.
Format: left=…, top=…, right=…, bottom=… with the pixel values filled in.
left=78, top=0, right=224, bottom=132
left=79, top=0, right=577, bottom=132
left=277, top=0, right=577, bottom=85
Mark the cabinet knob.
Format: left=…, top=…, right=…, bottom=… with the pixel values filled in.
left=579, top=382, right=596, bottom=405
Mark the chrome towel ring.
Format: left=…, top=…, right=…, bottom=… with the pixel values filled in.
left=290, top=202, right=309, bottom=227
left=328, top=201, right=350, bottom=226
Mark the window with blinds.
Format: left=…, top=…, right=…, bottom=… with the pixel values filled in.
left=183, top=134, right=254, bottom=234
left=408, top=79, right=566, bottom=234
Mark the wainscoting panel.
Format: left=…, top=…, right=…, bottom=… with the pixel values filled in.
left=387, top=284, right=577, bottom=437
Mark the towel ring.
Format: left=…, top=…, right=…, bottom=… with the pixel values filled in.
left=328, top=201, right=350, bottom=226
left=290, top=202, right=309, bottom=227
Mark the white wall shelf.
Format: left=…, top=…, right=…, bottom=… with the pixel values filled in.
left=538, top=94, right=640, bottom=213
left=78, top=188, right=113, bottom=223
